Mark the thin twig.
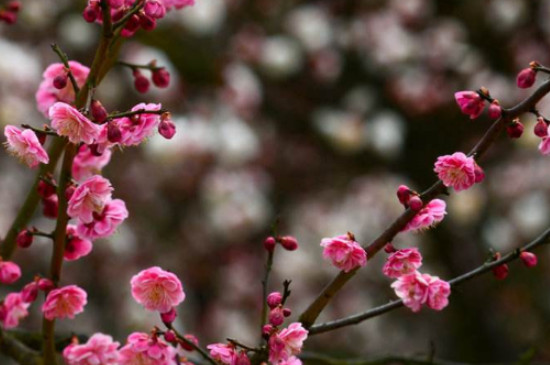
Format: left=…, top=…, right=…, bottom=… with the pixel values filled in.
left=107, top=108, right=168, bottom=119
left=307, top=228, right=550, bottom=335
left=261, top=249, right=274, bottom=330
left=118, top=60, right=162, bottom=71
left=21, top=124, right=59, bottom=137
left=51, top=44, right=80, bottom=96
left=298, top=79, right=550, bottom=328
left=169, top=326, right=218, bottom=365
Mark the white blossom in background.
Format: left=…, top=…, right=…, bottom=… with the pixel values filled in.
left=366, top=111, right=405, bottom=158
left=179, top=0, right=226, bottom=35
left=286, top=5, right=333, bottom=52
left=260, top=36, right=303, bottom=78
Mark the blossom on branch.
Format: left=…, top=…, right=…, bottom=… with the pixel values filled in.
left=268, top=322, right=308, bottom=363
left=3, top=125, right=49, bottom=168
left=119, top=332, right=176, bottom=365
left=382, top=248, right=422, bottom=278
left=76, top=199, right=128, bottom=240
left=42, top=285, right=88, bottom=320
left=0, top=292, right=29, bottom=329
left=72, top=145, right=112, bottom=183
left=64, top=225, right=93, bottom=261
left=401, top=199, right=446, bottom=232
left=320, top=234, right=367, bottom=272
left=67, top=175, right=113, bottom=224
left=434, top=152, right=482, bottom=192
left=391, top=271, right=450, bottom=312
left=454, top=91, right=485, bottom=119
left=49, top=102, right=101, bottom=144
left=63, top=333, right=121, bottom=365
left=130, top=266, right=185, bottom=313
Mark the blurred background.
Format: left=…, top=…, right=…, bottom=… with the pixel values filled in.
left=1, top=0, right=550, bottom=362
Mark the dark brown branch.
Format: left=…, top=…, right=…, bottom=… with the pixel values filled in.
left=0, top=327, right=40, bottom=365
left=107, top=108, right=168, bottom=120
left=298, top=79, right=550, bottom=328
left=307, top=228, right=550, bottom=335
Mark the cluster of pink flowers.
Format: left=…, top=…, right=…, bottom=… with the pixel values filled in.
left=382, top=248, right=422, bottom=278
left=391, top=271, right=450, bottom=312
left=268, top=323, right=308, bottom=364
left=130, top=266, right=185, bottom=313
left=320, top=233, right=367, bottom=272
left=207, top=343, right=250, bottom=365
left=434, top=152, right=484, bottom=192
left=83, top=0, right=194, bottom=37
left=119, top=332, right=177, bottom=365
left=63, top=333, right=121, bottom=365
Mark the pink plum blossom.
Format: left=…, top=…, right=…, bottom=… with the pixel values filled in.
left=391, top=271, right=451, bottom=312
left=64, top=225, right=93, bottom=261
left=279, top=357, right=303, bottom=365
left=382, top=248, right=423, bottom=278
left=269, top=322, right=308, bottom=363
left=67, top=175, right=113, bottom=224
left=35, top=61, right=90, bottom=116
left=402, top=199, right=446, bottom=232
left=538, top=126, right=550, bottom=155
left=454, top=91, right=485, bottom=119
left=320, top=234, right=367, bottom=272
left=0, top=293, right=30, bottom=329
left=0, top=261, right=21, bottom=284
left=130, top=266, right=185, bottom=313
left=426, top=275, right=451, bottom=310
left=517, top=68, right=537, bottom=89
left=119, top=332, right=176, bottom=365
left=63, top=333, right=120, bottom=365
left=434, top=152, right=478, bottom=191
left=72, top=145, right=112, bottom=182
left=207, top=343, right=236, bottom=365
left=76, top=199, right=128, bottom=240
left=114, top=103, right=162, bottom=146
left=42, top=285, right=87, bottom=320
left=3, top=125, right=49, bottom=168
left=49, top=102, right=101, bottom=144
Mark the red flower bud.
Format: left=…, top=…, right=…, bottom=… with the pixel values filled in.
left=396, top=185, right=411, bottom=206
left=6, top=1, right=21, bottom=12
left=42, top=195, right=58, bottom=219
left=16, top=229, right=33, bottom=248
left=279, top=236, right=298, bottom=251
left=107, top=122, right=122, bottom=143
left=264, top=236, right=276, bottom=252
left=408, top=196, right=423, bottom=212
left=268, top=307, right=285, bottom=326
left=91, top=100, right=108, bottom=124
left=133, top=70, right=150, bottom=93
left=266, top=292, right=282, bottom=308
left=282, top=308, right=292, bottom=317
left=488, top=100, right=502, bottom=119
left=158, top=118, right=176, bottom=139
left=516, top=67, right=537, bottom=89
left=384, top=243, right=396, bottom=253
left=38, top=278, right=54, bottom=291
left=139, top=14, right=156, bottom=31
left=160, top=307, right=177, bottom=325
left=492, top=264, right=509, bottom=280
left=53, top=74, right=68, bottom=89
left=520, top=251, right=537, bottom=268
left=82, top=4, right=99, bottom=22
left=164, top=330, right=177, bottom=343
left=534, top=118, right=548, bottom=138
left=506, top=120, right=524, bottom=139
left=37, top=180, right=56, bottom=199
left=152, top=68, right=170, bottom=88
left=180, top=334, right=199, bottom=351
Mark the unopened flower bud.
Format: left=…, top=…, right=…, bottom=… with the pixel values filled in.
left=158, top=117, right=176, bottom=139
left=268, top=307, right=285, bottom=326
left=0, top=10, right=17, bottom=24
left=266, top=292, right=282, bottom=308
left=82, top=4, right=99, bottom=22
left=37, top=179, right=56, bottom=199
left=262, top=324, right=273, bottom=337
left=160, top=307, right=177, bottom=325
left=38, top=278, right=54, bottom=291
left=282, top=308, right=292, bottom=317
left=384, top=243, right=396, bottom=253
left=53, top=74, right=68, bottom=90
left=408, top=196, right=423, bottom=211
left=506, top=120, right=524, bottom=139
left=36, top=132, right=47, bottom=145
left=279, top=236, right=298, bottom=251
left=133, top=70, right=150, bottom=93
left=152, top=68, right=170, bottom=88
left=264, top=236, right=276, bottom=252
left=488, top=100, right=502, bottom=119
left=107, top=122, right=122, bottom=143
left=91, top=100, right=108, bottom=124
left=21, top=282, right=39, bottom=303
left=520, top=251, right=537, bottom=268
left=517, top=67, right=537, bottom=89
left=42, top=195, right=58, bottom=219
left=16, top=229, right=33, bottom=248
left=144, top=0, right=166, bottom=19
left=164, top=330, right=176, bottom=343
left=534, top=118, right=548, bottom=137
left=180, top=334, right=199, bottom=351
left=492, top=264, right=509, bottom=280
left=139, top=14, right=157, bottom=31
left=123, top=14, right=141, bottom=34
left=396, top=185, right=411, bottom=206
left=65, top=184, right=76, bottom=201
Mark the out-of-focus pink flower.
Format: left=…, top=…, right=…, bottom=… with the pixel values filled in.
left=77, top=199, right=128, bottom=240
left=4, top=125, right=49, bottom=168
left=130, top=266, right=185, bottom=313
left=72, top=145, right=112, bottom=182
left=434, top=152, right=477, bottom=191
left=49, top=102, right=101, bottom=144
left=391, top=271, right=429, bottom=312
left=539, top=129, right=550, bottom=155
left=383, top=248, right=422, bottom=278
left=64, top=225, right=93, bottom=261
left=320, top=234, right=367, bottom=272
left=207, top=343, right=236, bottom=365
left=119, top=332, right=176, bottom=365
left=0, top=293, right=30, bottom=329
left=454, top=91, right=485, bottom=119
left=517, top=68, right=537, bottom=89
left=163, top=0, right=194, bottom=10
left=402, top=199, right=446, bottom=232
left=0, top=261, right=21, bottom=284
left=42, top=285, right=87, bottom=320
left=144, top=0, right=166, bottom=18
left=67, top=175, right=113, bottom=224
left=278, top=357, right=303, bottom=365
left=425, top=275, right=451, bottom=310
left=63, top=333, right=120, bottom=365
left=488, top=100, right=502, bottom=119
left=158, top=118, right=176, bottom=139
left=268, top=322, right=308, bottom=363
left=35, top=61, right=90, bottom=116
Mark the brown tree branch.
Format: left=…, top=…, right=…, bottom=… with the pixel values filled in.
left=298, top=79, right=550, bottom=328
